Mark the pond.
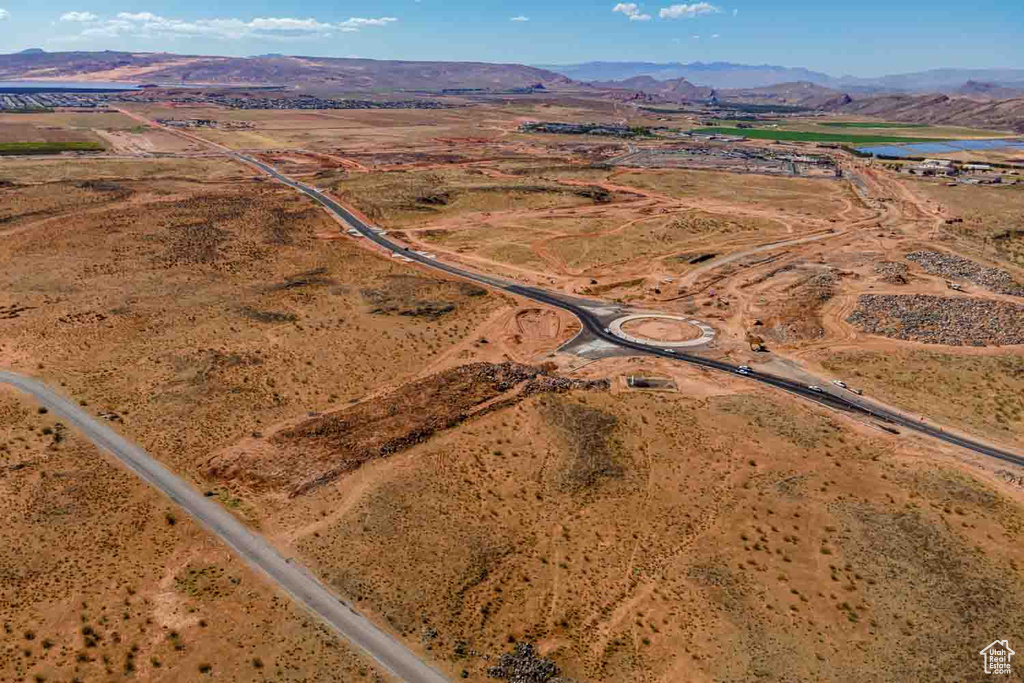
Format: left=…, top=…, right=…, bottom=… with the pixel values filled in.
left=857, top=138, right=1024, bottom=157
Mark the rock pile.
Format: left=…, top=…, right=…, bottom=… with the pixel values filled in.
left=210, top=361, right=611, bottom=497
left=847, top=294, right=1024, bottom=346
left=804, top=270, right=841, bottom=302
left=488, top=643, right=578, bottom=683
left=906, top=251, right=1024, bottom=297
left=874, top=261, right=909, bottom=285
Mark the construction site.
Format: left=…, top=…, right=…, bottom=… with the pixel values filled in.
left=607, top=143, right=841, bottom=177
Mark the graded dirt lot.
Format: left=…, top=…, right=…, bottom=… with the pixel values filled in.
left=0, top=111, right=146, bottom=153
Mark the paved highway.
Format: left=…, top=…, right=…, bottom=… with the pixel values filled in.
left=0, top=370, right=449, bottom=683
left=236, top=153, right=1024, bottom=469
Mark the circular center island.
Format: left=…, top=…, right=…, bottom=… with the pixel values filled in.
left=608, top=314, right=716, bottom=348
left=620, top=317, right=703, bottom=342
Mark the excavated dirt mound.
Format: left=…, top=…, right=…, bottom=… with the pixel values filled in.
left=515, top=308, right=561, bottom=340
left=205, top=362, right=608, bottom=496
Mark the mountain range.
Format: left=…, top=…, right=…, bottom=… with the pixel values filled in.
left=587, top=76, right=1024, bottom=133
left=540, top=61, right=1024, bottom=93
left=0, top=50, right=569, bottom=91
left=541, top=61, right=830, bottom=89
left=3, top=50, right=1023, bottom=132
left=5, top=50, right=1024, bottom=97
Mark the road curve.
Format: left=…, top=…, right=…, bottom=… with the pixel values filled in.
left=235, top=153, right=1024, bottom=468
left=0, top=370, right=449, bottom=683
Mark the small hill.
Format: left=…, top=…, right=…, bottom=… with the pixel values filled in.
left=544, top=60, right=832, bottom=88
left=824, top=93, right=1024, bottom=133
left=956, top=80, right=1024, bottom=100
left=588, top=75, right=714, bottom=102
left=719, top=81, right=845, bottom=108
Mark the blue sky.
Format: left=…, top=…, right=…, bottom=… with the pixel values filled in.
left=0, top=1, right=1021, bottom=77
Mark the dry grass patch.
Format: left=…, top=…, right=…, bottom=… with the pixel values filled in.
left=0, top=388, right=391, bottom=683
left=549, top=210, right=784, bottom=271
left=0, top=164, right=502, bottom=486
left=288, top=386, right=1024, bottom=681
left=821, top=350, right=1024, bottom=444
left=0, top=157, right=248, bottom=184
left=616, top=168, right=857, bottom=219
left=324, top=168, right=612, bottom=227
left=915, top=181, right=1024, bottom=267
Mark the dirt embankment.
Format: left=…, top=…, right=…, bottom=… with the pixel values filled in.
left=206, top=362, right=608, bottom=496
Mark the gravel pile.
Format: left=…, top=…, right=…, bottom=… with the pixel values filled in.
left=874, top=261, right=909, bottom=285
left=804, top=271, right=841, bottom=302
left=906, top=251, right=1024, bottom=297
left=488, top=643, right=579, bottom=683
left=848, top=294, right=1024, bottom=346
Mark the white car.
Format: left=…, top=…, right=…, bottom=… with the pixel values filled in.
left=603, top=327, right=611, bottom=334
left=832, top=380, right=848, bottom=389
left=664, top=349, right=676, bottom=354
left=738, top=365, right=751, bottom=374
left=809, top=385, right=824, bottom=393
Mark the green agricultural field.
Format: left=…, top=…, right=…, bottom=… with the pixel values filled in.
left=692, top=127, right=944, bottom=144
left=0, top=141, right=105, bottom=155
left=819, top=122, right=932, bottom=129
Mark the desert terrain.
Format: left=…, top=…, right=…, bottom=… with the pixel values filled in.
left=1, top=80, right=1023, bottom=683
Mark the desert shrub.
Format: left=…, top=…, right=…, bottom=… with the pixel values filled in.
left=542, top=398, right=621, bottom=491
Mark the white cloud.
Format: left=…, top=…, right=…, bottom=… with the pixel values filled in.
left=116, top=11, right=158, bottom=21
left=337, top=16, right=397, bottom=28
left=612, top=3, right=652, bottom=21
left=692, top=34, right=700, bottom=39
left=510, top=15, right=529, bottom=21
left=733, top=8, right=739, bottom=16
left=61, top=11, right=98, bottom=21
left=659, top=3, right=721, bottom=19
left=65, top=12, right=397, bottom=40
left=711, top=33, right=719, bottom=38
left=0, top=8, right=9, bottom=20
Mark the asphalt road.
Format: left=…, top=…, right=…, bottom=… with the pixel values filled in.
left=236, top=153, right=1024, bottom=468
left=0, top=370, right=449, bottom=683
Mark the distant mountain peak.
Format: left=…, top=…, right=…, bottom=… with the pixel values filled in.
left=18, top=48, right=45, bottom=55
left=537, top=60, right=832, bottom=89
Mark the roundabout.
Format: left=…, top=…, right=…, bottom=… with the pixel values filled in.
left=608, top=314, right=716, bottom=348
